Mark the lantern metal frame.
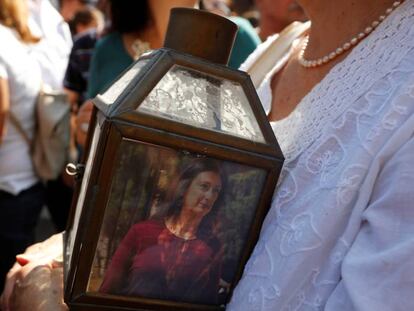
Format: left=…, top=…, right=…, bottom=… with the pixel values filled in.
left=63, top=47, right=284, bottom=311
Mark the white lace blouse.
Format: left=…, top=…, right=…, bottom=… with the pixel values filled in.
left=229, top=1, right=414, bottom=310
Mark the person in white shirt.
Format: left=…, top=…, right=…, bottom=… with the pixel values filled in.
left=0, top=0, right=44, bottom=294
left=29, top=0, right=74, bottom=233
left=28, top=0, right=72, bottom=91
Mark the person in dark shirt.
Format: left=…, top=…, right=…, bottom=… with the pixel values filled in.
left=64, top=5, right=104, bottom=109
left=64, top=29, right=98, bottom=108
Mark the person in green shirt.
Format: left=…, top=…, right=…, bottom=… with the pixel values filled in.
left=87, top=0, right=198, bottom=99
left=88, top=0, right=261, bottom=99
left=227, top=15, right=261, bottom=69
left=199, top=0, right=261, bottom=69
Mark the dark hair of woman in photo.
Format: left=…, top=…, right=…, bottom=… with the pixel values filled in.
left=100, top=158, right=226, bottom=304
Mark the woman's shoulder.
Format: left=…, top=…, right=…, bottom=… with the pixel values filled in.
left=92, top=31, right=131, bottom=68
left=0, top=25, right=33, bottom=69
left=239, top=33, right=279, bottom=71
left=94, top=32, right=122, bottom=53
left=0, top=23, right=12, bottom=36
left=229, top=16, right=259, bottom=38
left=0, top=25, right=20, bottom=51
left=204, top=236, right=222, bottom=253
left=0, top=24, right=8, bottom=36
left=130, top=219, right=164, bottom=232
left=239, top=21, right=310, bottom=72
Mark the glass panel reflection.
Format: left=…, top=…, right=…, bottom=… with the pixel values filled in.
left=137, top=65, right=265, bottom=143
left=87, top=139, right=267, bottom=305
left=66, top=123, right=101, bottom=268
left=98, top=59, right=150, bottom=105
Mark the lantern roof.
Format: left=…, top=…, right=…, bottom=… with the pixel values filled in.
left=93, top=49, right=281, bottom=157
left=92, top=8, right=282, bottom=158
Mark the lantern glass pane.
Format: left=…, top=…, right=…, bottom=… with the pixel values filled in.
left=98, top=59, right=150, bottom=105
left=66, top=122, right=101, bottom=268
left=86, top=138, right=267, bottom=305
left=137, top=65, right=266, bottom=143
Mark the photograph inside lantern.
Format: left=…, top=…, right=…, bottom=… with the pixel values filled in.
left=87, top=138, right=266, bottom=305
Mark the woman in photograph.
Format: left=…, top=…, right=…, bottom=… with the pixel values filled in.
left=99, top=158, right=225, bottom=304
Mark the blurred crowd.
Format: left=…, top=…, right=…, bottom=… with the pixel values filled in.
left=0, top=0, right=306, bottom=294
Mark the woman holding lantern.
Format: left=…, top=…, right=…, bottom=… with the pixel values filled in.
left=2, top=0, right=414, bottom=310
left=229, top=0, right=414, bottom=309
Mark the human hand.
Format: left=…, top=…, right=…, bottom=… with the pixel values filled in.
left=0, top=233, right=67, bottom=311
left=75, top=100, right=94, bottom=148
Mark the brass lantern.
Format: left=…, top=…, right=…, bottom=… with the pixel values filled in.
left=64, top=8, right=284, bottom=311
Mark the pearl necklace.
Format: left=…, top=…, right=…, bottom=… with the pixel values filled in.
left=298, top=0, right=404, bottom=68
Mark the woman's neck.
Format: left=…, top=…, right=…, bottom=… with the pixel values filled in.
left=259, top=16, right=286, bottom=40
left=298, top=0, right=399, bottom=60
left=121, top=2, right=179, bottom=52
left=138, top=24, right=163, bottom=50
left=166, top=211, right=204, bottom=240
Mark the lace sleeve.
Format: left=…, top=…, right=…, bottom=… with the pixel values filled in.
left=325, top=133, right=414, bottom=310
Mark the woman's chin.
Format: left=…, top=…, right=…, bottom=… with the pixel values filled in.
left=193, top=204, right=211, bottom=215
